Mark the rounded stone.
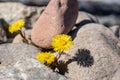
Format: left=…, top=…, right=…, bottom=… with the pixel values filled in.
left=31, top=0, right=78, bottom=48
left=59, top=23, right=120, bottom=80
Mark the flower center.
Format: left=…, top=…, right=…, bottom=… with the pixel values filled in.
left=59, top=40, right=66, bottom=46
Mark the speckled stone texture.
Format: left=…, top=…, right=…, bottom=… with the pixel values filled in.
left=59, top=23, right=120, bottom=80
left=0, top=43, right=71, bottom=80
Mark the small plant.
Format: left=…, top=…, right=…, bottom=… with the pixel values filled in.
left=8, top=19, right=29, bottom=44
left=36, top=52, right=55, bottom=65
left=52, top=34, right=73, bottom=61
left=9, top=19, right=24, bottom=33
left=36, top=34, right=73, bottom=70
left=52, top=34, right=73, bottom=52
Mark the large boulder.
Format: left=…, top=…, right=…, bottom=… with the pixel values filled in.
left=31, top=0, right=78, bottom=49
left=0, top=43, right=70, bottom=80
left=0, top=58, right=71, bottom=80
left=59, top=23, right=120, bottom=80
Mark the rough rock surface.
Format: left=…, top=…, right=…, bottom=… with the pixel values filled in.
left=0, top=43, right=40, bottom=66
left=111, top=68, right=120, bottom=80
left=0, top=43, right=70, bottom=80
left=97, top=15, right=120, bottom=27
left=59, top=23, right=120, bottom=80
left=110, top=25, right=120, bottom=38
left=76, top=11, right=98, bottom=26
left=0, top=2, right=45, bottom=28
left=31, top=0, right=78, bottom=48
left=0, top=58, right=70, bottom=80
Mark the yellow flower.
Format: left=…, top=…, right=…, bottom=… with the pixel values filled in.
left=36, top=52, right=55, bottom=65
left=9, top=19, right=25, bottom=33
left=52, top=34, right=73, bottom=52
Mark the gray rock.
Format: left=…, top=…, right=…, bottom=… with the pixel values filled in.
left=0, top=2, right=45, bottom=28
left=77, top=0, right=120, bottom=27
left=1, top=0, right=120, bottom=7
left=97, top=15, right=120, bottom=27
left=1, top=1, right=120, bottom=27
left=78, top=0, right=120, bottom=5
left=76, top=11, right=98, bottom=26
left=77, top=0, right=120, bottom=4
left=18, top=0, right=49, bottom=6
left=59, top=23, right=120, bottom=80
left=78, top=0, right=120, bottom=15
left=1, top=0, right=120, bottom=16
left=0, top=43, right=40, bottom=66
left=0, top=66, right=21, bottom=80
left=110, top=25, right=120, bottom=38
left=0, top=58, right=70, bottom=80
left=111, top=68, right=120, bottom=80
left=0, top=0, right=50, bottom=6
left=0, top=43, right=70, bottom=80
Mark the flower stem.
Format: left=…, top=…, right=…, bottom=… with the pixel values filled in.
left=19, top=30, right=29, bottom=44
left=50, top=52, right=63, bottom=70
left=56, top=52, right=62, bottom=60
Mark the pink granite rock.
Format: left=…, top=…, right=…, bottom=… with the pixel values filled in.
left=31, top=0, right=78, bottom=48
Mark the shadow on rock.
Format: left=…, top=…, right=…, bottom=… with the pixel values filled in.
left=0, top=18, right=20, bottom=41
left=0, top=18, right=11, bottom=38
left=57, top=49, right=94, bottom=75
left=69, top=19, right=96, bottom=40
left=73, top=49, right=94, bottom=67
left=0, top=18, right=9, bottom=32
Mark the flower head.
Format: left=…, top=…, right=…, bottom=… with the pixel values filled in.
left=36, top=52, right=55, bottom=65
left=9, top=19, right=25, bottom=33
left=52, top=34, right=73, bottom=52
